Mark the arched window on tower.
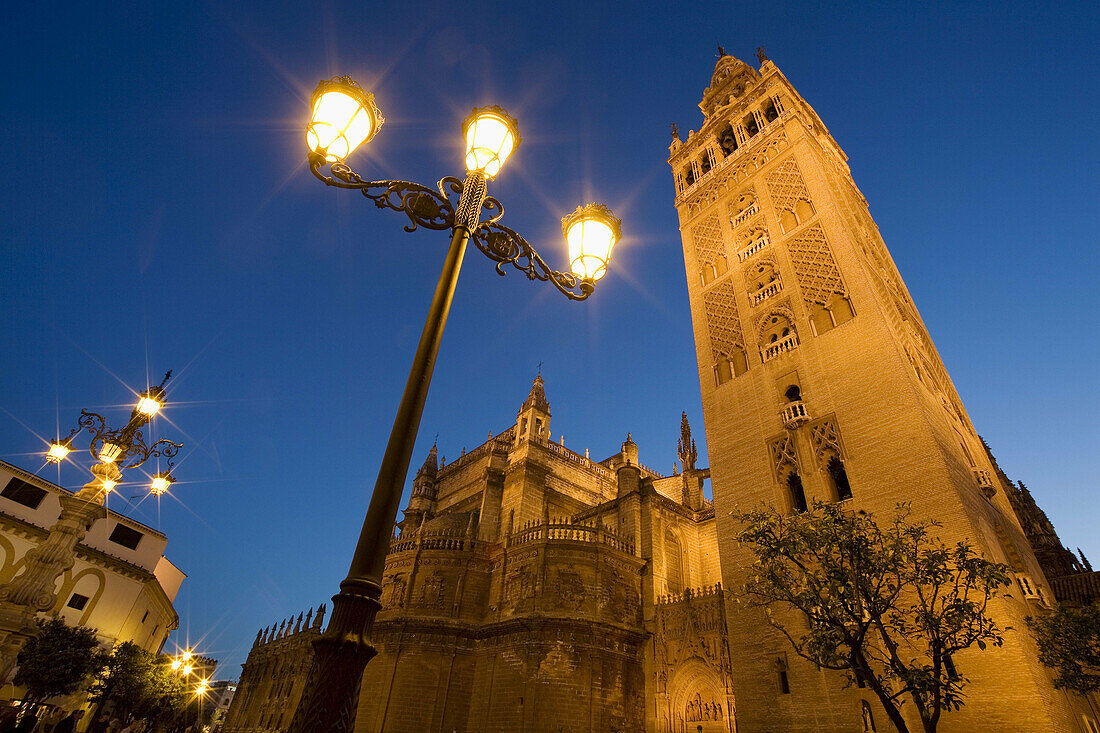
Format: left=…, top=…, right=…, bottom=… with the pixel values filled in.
left=717, top=124, right=738, bottom=157
left=730, top=191, right=758, bottom=227
left=700, top=255, right=729, bottom=287
left=749, top=261, right=782, bottom=305
left=714, top=351, right=749, bottom=385
left=788, top=473, right=808, bottom=513
left=760, top=313, right=799, bottom=362
left=827, top=455, right=853, bottom=501
left=779, top=198, right=816, bottom=234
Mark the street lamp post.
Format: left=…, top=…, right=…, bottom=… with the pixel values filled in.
left=0, top=372, right=184, bottom=679
left=288, top=76, right=621, bottom=732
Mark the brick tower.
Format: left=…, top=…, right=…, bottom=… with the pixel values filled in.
left=669, top=48, right=1085, bottom=731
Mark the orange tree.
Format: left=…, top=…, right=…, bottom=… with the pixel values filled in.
left=735, top=502, right=1010, bottom=733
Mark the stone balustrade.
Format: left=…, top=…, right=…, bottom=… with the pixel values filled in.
left=751, top=280, right=781, bottom=305
left=780, top=400, right=809, bottom=428
left=507, top=519, right=636, bottom=556
left=762, top=333, right=799, bottom=362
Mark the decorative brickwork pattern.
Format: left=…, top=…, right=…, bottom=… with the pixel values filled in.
left=768, top=433, right=799, bottom=482
left=808, top=417, right=843, bottom=467
left=786, top=223, right=847, bottom=307
left=765, top=157, right=811, bottom=214
left=703, top=280, right=745, bottom=360
left=690, top=215, right=726, bottom=267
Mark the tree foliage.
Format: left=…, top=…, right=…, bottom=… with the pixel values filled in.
left=1027, top=603, right=1100, bottom=695
left=735, top=501, right=1011, bottom=733
left=14, top=619, right=107, bottom=706
left=88, top=642, right=187, bottom=728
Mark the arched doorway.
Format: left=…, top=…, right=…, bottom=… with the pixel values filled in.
left=666, top=658, right=732, bottom=733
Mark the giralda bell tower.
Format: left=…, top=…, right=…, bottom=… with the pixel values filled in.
left=668, top=49, right=1081, bottom=731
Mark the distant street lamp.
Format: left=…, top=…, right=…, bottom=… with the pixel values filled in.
left=288, top=76, right=621, bottom=732
left=0, top=372, right=184, bottom=679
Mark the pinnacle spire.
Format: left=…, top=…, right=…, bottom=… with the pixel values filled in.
left=522, top=373, right=550, bottom=413
left=415, top=444, right=438, bottom=481
left=678, top=412, right=698, bottom=471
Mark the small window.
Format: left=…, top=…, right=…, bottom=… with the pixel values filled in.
left=828, top=456, right=853, bottom=501
left=67, top=593, right=90, bottom=611
left=788, top=473, right=808, bottom=513
left=784, top=385, right=802, bottom=402
left=1, top=478, right=48, bottom=510
left=775, top=657, right=791, bottom=694
left=108, top=523, right=144, bottom=550
left=141, top=610, right=149, bottom=624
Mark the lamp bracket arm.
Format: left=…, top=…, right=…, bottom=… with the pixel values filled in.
left=471, top=222, right=595, bottom=301
left=77, top=410, right=108, bottom=459
left=309, top=155, right=455, bottom=232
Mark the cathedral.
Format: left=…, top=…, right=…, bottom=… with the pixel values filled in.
left=223, top=50, right=1100, bottom=732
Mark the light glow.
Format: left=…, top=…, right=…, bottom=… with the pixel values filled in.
left=98, top=442, right=123, bottom=464
left=182, top=664, right=193, bottom=676
left=562, top=204, right=622, bottom=281
left=150, top=472, right=175, bottom=496
left=306, top=77, right=383, bottom=162
left=136, top=396, right=163, bottom=418
left=463, top=107, right=519, bottom=177
left=100, top=478, right=117, bottom=493
left=170, top=659, right=181, bottom=671
left=46, top=441, right=71, bottom=463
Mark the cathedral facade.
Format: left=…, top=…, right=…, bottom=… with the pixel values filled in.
left=226, top=377, right=732, bottom=733
left=225, top=51, right=1098, bottom=732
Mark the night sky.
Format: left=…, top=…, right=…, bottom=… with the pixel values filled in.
left=1, top=1, right=1097, bottom=679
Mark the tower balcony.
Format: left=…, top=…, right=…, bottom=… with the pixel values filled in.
left=751, top=280, right=781, bottom=306
left=780, top=400, right=810, bottom=429
left=974, top=468, right=997, bottom=499
left=731, top=202, right=759, bottom=227
left=761, top=333, right=799, bottom=363
left=737, top=232, right=769, bottom=261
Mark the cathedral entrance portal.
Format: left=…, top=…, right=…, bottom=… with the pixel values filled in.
left=666, top=658, right=733, bottom=733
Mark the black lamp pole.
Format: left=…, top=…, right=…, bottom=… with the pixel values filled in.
left=287, top=85, right=615, bottom=732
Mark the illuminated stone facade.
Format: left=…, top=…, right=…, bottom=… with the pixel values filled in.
left=225, top=51, right=1100, bottom=733
left=225, top=378, right=729, bottom=732
left=669, top=49, right=1095, bottom=731
left=0, top=460, right=185, bottom=706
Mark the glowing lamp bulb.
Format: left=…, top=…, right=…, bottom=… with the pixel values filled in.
left=462, top=107, right=520, bottom=177
left=46, top=440, right=72, bottom=463
left=150, top=472, right=175, bottom=496
left=170, top=659, right=181, bottom=671
left=136, top=396, right=163, bottom=418
left=98, top=442, right=123, bottom=464
left=182, top=664, right=193, bottom=676
left=306, top=76, right=384, bottom=162
left=562, top=203, right=622, bottom=282
left=100, top=478, right=117, bottom=493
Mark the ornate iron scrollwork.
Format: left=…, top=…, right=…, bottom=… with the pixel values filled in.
left=310, top=155, right=594, bottom=300
left=74, top=409, right=182, bottom=470
left=472, top=222, right=595, bottom=301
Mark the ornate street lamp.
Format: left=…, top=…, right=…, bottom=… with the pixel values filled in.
left=46, top=371, right=183, bottom=497
left=0, top=371, right=184, bottom=680
left=289, top=76, right=621, bottom=732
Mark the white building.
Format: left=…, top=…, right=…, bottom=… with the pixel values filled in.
left=0, top=459, right=183, bottom=660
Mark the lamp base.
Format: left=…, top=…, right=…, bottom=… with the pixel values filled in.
left=285, top=581, right=381, bottom=733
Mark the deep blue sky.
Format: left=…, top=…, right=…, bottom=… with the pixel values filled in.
left=1, top=1, right=1097, bottom=678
